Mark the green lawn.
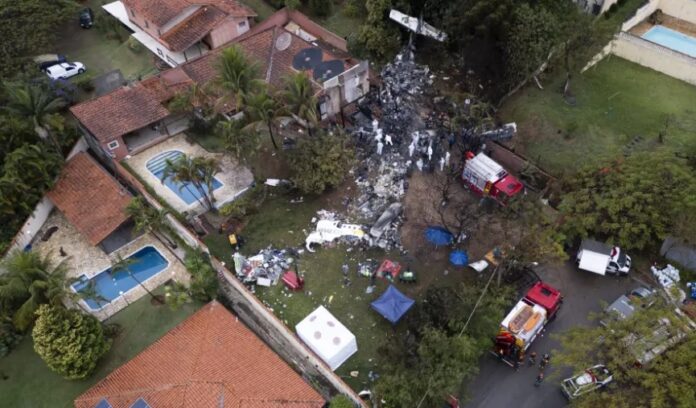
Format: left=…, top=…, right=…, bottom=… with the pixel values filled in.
left=0, top=289, right=202, bottom=408
left=242, top=0, right=277, bottom=20
left=500, top=57, right=696, bottom=176
left=204, top=187, right=474, bottom=390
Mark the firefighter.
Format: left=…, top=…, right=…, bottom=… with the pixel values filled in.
left=527, top=351, right=537, bottom=367
left=534, top=372, right=544, bottom=387
left=539, top=353, right=550, bottom=369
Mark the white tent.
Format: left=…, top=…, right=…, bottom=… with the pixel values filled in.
left=296, top=306, right=357, bottom=370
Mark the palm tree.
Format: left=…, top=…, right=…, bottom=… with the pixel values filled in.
left=0, top=251, right=70, bottom=331
left=125, top=197, right=178, bottom=248
left=244, top=88, right=284, bottom=149
left=160, top=155, right=210, bottom=210
left=215, top=45, right=262, bottom=107
left=2, top=81, right=67, bottom=152
left=193, top=157, right=221, bottom=204
left=282, top=72, right=319, bottom=135
left=71, top=280, right=110, bottom=311
left=217, top=119, right=260, bottom=162
left=111, top=254, right=164, bottom=305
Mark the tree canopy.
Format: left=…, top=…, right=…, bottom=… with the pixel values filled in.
left=559, top=152, right=696, bottom=251
left=288, top=130, right=355, bottom=194
left=32, top=305, right=110, bottom=380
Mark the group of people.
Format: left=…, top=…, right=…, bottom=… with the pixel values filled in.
left=526, top=352, right=551, bottom=387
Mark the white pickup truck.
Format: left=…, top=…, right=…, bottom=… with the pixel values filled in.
left=576, top=239, right=631, bottom=276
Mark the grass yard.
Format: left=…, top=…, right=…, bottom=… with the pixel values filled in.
left=499, top=57, right=696, bottom=176
left=204, top=186, right=475, bottom=390
left=0, top=289, right=202, bottom=408
left=52, top=0, right=157, bottom=82
left=242, top=0, right=277, bottom=20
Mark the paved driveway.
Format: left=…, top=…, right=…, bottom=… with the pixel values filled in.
left=464, top=261, right=639, bottom=408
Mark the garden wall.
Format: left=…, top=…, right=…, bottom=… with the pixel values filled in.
left=613, top=32, right=696, bottom=85
left=622, top=0, right=660, bottom=31
left=660, top=0, right=696, bottom=24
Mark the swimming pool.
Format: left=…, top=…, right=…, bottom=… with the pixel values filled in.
left=71, top=246, right=169, bottom=310
left=146, top=150, right=222, bottom=205
left=642, top=26, right=696, bottom=58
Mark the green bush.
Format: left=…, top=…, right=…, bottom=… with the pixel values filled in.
left=219, top=183, right=267, bottom=218
left=73, top=74, right=94, bottom=92
left=0, top=318, right=22, bottom=357
left=343, top=0, right=366, bottom=18
left=32, top=305, right=110, bottom=380
left=309, top=0, right=333, bottom=17
left=288, top=131, right=355, bottom=194
left=185, top=250, right=219, bottom=301
left=127, top=36, right=144, bottom=53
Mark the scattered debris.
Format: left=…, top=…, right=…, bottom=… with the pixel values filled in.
left=305, top=218, right=366, bottom=252
left=389, top=9, right=448, bottom=42
left=232, top=248, right=295, bottom=285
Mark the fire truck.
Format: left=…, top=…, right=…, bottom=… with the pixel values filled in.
left=492, top=281, right=563, bottom=367
left=462, top=152, right=523, bottom=205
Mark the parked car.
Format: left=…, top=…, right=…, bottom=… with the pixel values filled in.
left=79, top=8, right=94, bottom=28
left=599, top=287, right=656, bottom=327
left=33, top=54, right=67, bottom=71
left=45, top=62, right=86, bottom=80
left=561, top=364, right=613, bottom=399
left=576, top=239, right=631, bottom=276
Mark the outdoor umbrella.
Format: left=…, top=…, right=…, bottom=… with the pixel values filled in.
left=425, top=226, right=454, bottom=246
left=449, top=250, right=469, bottom=266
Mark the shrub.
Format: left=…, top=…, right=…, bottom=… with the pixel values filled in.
left=343, top=0, right=366, bottom=18
left=73, top=74, right=94, bottom=92
left=288, top=130, right=355, bottom=194
left=329, top=395, right=355, bottom=408
left=185, top=251, right=219, bottom=301
left=127, top=36, right=144, bottom=53
left=285, top=0, right=301, bottom=10
left=219, top=183, right=267, bottom=218
left=32, top=305, right=110, bottom=380
left=309, top=0, right=333, bottom=17
left=0, top=318, right=22, bottom=357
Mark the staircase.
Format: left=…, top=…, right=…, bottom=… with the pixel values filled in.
left=146, top=150, right=184, bottom=177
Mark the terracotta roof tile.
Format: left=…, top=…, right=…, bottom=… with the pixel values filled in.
left=69, top=85, right=170, bottom=142
left=140, top=67, right=194, bottom=102
left=208, top=0, right=256, bottom=17
left=123, top=0, right=255, bottom=28
left=160, top=6, right=227, bottom=52
left=74, top=301, right=325, bottom=408
left=47, top=152, right=132, bottom=246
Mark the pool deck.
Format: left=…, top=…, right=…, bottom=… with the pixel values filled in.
left=124, top=133, right=254, bottom=214
left=630, top=14, right=696, bottom=38
left=32, top=211, right=189, bottom=321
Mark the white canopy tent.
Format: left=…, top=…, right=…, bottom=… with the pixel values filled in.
left=296, top=306, right=357, bottom=371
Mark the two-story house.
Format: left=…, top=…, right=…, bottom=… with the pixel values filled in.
left=104, top=0, right=257, bottom=66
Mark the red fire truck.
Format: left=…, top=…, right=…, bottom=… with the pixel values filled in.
left=492, top=281, right=563, bottom=367
left=462, top=152, right=523, bottom=205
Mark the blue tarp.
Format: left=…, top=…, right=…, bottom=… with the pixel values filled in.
left=449, top=250, right=469, bottom=266
left=371, top=285, right=415, bottom=324
left=425, top=226, right=454, bottom=246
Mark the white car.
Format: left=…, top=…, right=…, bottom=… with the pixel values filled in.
left=45, top=62, right=86, bottom=80
left=561, top=364, right=613, bottom=399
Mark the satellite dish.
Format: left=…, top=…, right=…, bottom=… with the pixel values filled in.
left=292, top=47, right=322, bottom=70
left=275, top=32, right=292, bottom=51
left=313, top=60, right=344, bottom=82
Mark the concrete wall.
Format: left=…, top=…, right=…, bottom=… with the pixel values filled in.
left=206, top=16, right=249, bottom=49
left=660, top=0, right=696, bottom=24
left=622, top=0, right=660, bottom=31
left=613, top=32, right=696, bottom=85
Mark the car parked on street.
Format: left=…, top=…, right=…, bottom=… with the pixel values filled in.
left=561, top=364, right=613, bottom=399
left=45, top=62, right=86, bottom=80
left=79, top=8, right=94, bottom=28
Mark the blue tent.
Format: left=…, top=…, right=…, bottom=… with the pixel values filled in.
left=371, top=285, right=415, bottom=324
left=425, top=226, right=454, bottom=246
left=449, top=250, right=469, bottom=266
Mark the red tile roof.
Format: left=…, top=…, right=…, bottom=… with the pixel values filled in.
left=123, top=0, right=254, bottom=28
left=160, top=5, right=227, bottom=52
left=69, top=85, right=170, bottom=143
left=140, top=67, right=194, bottom=102
left=47, top=152, right=131, bottom=246
left=74, top=301, right=325, bottom=408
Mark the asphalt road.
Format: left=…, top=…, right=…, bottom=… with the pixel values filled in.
left=464, top=261, right=640, bottom=408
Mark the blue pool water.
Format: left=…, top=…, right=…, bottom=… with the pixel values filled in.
left=642, top=26, right=696, bottom=58
left=71, top=246, right=169, bottom=310
left=146, top=150, right=222, bottom=205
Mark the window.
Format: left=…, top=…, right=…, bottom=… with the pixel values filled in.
left=145, top=20, right=149, bottom=28
left=157, top=48, right=164, bottom=57
left=166, top=55, right=177, bottom=66
left=238, top=20, right=247, bottom=29
left=130, top=8, right=135, bottom=17
left=107, top=140, right=120, bottom=150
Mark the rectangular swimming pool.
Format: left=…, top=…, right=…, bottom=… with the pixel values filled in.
left=642, top=25, right=696, bottom=58
left=71, top=246, right=169, bottom=310
left=146, top=150, right=223, bottom=205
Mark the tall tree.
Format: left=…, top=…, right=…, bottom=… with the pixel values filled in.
left=0, top=250, right=70, bottom=331
left=0, top=114, right=38, bottom=166
left=243, top=89, right=284, bottom=149
left=559, top=152, right=696, bottom=251
left=2, top=81, right=67, bottom=151
left=288, top=130, right=355, bottom=194
left=215, top=45, right=262, bottom=106
left=125, top=197, right=177, bottom=248
left=282, top=72, right=319, bottom=136
left=194, top=156, right=221, bottom=205
left=217, top=119, right=260, bottom=162
left=161, top=154, right=218, bottom=210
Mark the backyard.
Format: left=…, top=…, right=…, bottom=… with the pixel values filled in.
left=0, top=289, right=202, bottom=408
left=499, top=56, right=696, bottom=176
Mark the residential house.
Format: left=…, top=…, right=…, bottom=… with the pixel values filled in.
left=104, top=0, right=257, bottom=66
left=74, top=301, right=326, bottom=407
left=71, top=8, right=370, bottom=162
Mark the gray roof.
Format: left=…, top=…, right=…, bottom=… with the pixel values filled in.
left=580, top=239, right=612, bottom=255
left=605, top=295, right=636, bottom=320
